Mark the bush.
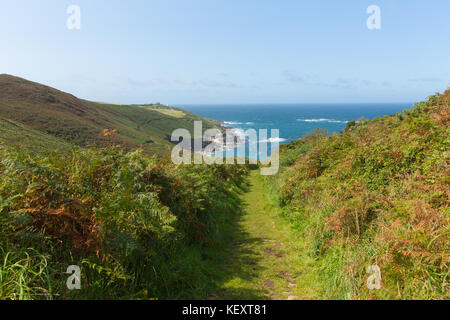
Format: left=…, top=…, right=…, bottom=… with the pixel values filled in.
left=0, top=146, right=248, bottom=299
left=265, top=90, right=449, bottom=299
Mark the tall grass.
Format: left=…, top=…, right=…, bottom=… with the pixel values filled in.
left=264, top=90, right=449, bottom=299
left=0, top=248, right=52, bottom=300
left=0, top=146, right=248, bottom=299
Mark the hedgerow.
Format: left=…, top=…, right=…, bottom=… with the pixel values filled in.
left=265, top=90, right=449, bottom=299
left=0, top=146, right=247, bottom=299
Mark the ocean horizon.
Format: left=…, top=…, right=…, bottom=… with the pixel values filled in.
left=180, top=102, right=414, bottom=160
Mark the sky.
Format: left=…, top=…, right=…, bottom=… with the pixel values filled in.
left=0, top=0, right=449, bottom=104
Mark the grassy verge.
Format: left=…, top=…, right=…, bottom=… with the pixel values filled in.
left=199, top=169, right=322, bottom=300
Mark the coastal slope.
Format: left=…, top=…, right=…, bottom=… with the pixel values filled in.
left=0, top=74, right=219, bottom=155
left=266, top=90, right=449, bottom=299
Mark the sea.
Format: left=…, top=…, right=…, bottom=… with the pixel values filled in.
left=180, top=103, right=413, bottom=161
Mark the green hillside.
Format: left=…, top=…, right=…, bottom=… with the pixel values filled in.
left=265, top=90, right=449, bottom=299
left=0, top=117, right=72, bottom=152
left=0, top=74, right=219, bottom=155
left=0, top=75, right=447, bottom=300
left=0, top=75, right=248, bottom=300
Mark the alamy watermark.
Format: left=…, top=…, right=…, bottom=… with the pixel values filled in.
left=66, top=265, right=81, bottom=290
left=64, top=5, right=380, bottom=31
left=366, top=5, right=381, bottom=30
left=63, top=262, right=380, bottom=292
left=64, top=5, right=381, bottom=32
left=170, top=121, right=280, bottom=175
left=366, top=265, right=382, bottom=290
left=66, top=5, right=81, bottom=30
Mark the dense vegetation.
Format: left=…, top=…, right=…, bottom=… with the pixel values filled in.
left=264, top=90, right=449, bottom=299
left=0, top=75, right=249, bottom=299
left=1, top=74, right=447, bottom=300
left=0, top=145, right=248, bottom=299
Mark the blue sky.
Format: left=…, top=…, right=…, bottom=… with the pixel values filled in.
left=1, top=0, right=449, bottom=104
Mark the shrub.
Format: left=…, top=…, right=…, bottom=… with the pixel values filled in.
left=265, top=90, right=449, bottom=299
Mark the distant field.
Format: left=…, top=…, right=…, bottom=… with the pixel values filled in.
left=140, top=106, right=186, bottom=118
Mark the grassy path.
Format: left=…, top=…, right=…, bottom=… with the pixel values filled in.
left=207, top=169, right=320, bottom=300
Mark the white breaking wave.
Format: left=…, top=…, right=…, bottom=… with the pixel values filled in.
left=226, top=128, right=287, bottom=144
left=297, top=118, right=348, bottom=123
left=327, top=120, right=349, bottom=123
left=223, top=121, right=243, bottom=125
left=258, top=137, right=288, bottom=143
left=223, top=121, right=255, bottom=126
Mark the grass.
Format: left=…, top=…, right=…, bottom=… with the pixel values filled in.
left=0, top=248, right=52, bottom=300
left=0, top=117, right=72, bottom=153
left=195, top=169, right=322, bottom=300
left=0, top=74, right=219, bottom=156
left=0, top=145, right=249, bottom=300
left=137, top=105, right=186, bottom=118
left=264, top=90, right=449, bottom=300
left=0, top=74, right=447, bottom=300
left=0, top=155, right=323, bottom=300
